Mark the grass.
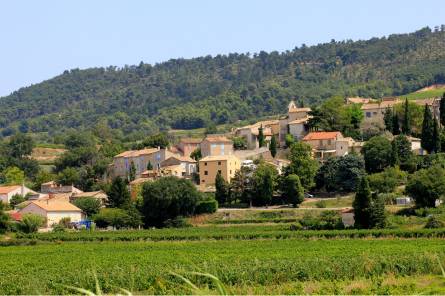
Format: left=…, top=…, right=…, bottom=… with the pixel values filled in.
left=0, top=238, right=444, bottom=294
left=399, top=87, right=445, bottom=100
left=300, top=196, right=354, bottom=208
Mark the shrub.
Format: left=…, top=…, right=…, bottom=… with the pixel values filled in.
left=19, top=214, right=45, bottom=233
left=72, top=197, right=101, bottom=217
left=424, top=216, right=444, bottom=229
left=315, top=200, right=327, bottom=208
left=164, top=216, right=191, bottom=228
left=368, top=166, right=407, bottom=193
left=9, top=194, right=26, bottom=207
left=195, top=199, right=218, bottom=214
left=93, top=208, right=131, bottom=229
left=405, top=165, right=445, bottom=208
left=0, top=202, right=10, bottom=234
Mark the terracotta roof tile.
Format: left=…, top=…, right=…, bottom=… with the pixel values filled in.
left=26, top=200, right=82, bottom=212
left=0, top=185, right=21, bottom=194
left=303, top=132, right=342, bottom=141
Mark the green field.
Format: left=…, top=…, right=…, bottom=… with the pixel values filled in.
left=399, top=87, right=445, bottom=100
left=0, top=236, right=444, bottom=294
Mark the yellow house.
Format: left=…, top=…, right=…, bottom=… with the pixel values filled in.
left=198, top=155, right=241, bottom=188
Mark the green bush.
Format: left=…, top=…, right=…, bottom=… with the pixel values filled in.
left=424, top=216, right=444, bottom=229
left=93, top=208, right=132, bottom=229
left=164, top=216, right=191, bottom=228
left=195, top=199, right=218, bottom=214
left=315, top=200, right=327, bottom=208
left=19, top=214, right=45, bottom=233
left=368, top=167, right=407, bottom=193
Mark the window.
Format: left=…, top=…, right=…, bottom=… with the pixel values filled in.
left=366, top=112, right=371, bottom=118
left=218, top=161, right=221, bottom=165
left=373, top=112, right=377, bottom=116
left=204, top=162, right=207, bottom=166
left=218, top=170, right=222, bottom=174
left=204, top=171, right=208, bottom=175
left=230, top=170, right=232, bottom=174
left=201, top=180, right=205, bottom=183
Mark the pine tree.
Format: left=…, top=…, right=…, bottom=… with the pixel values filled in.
left=383, top=108, right=393, bottom=132
left=258, top=125, right=265, bottom=148
left=440, top=93, right=445, bottom=127
left=390, top=139, right=399, bottom=166
left=392, top=112, right=400, bottom=135
left=401, top=98, right=411, bottom=135
left=432, top=116, right=441, bottom=153
left=129, top=161, right=136, bottom=181
left=421, top=105, right=434, bottom=153
left=215, top=171, right=228, bottom=205
left=353, top=177, right=372, bottom=229
left=107, top=177, right=131, bottom=208
left=269, top=135, right=277, bottom=158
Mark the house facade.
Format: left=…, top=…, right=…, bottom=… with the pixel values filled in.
left=0, top=185, right=38, bottom=204
left=112, top=147, right=175, bottom=178
left=198, top=155, right=241, bottom=188
left=177, top=138, right=202, bottom=157
left=278, top=102, right=312, bottom=146
left=200, top=135, right=234, bottom=157
left=302, top=131, right=352, bottom=160
left=234, top=120, right=279, bottom=149
left=19, top=200, right=84, bottom=227
left=160, top=155, right=197, bottom=176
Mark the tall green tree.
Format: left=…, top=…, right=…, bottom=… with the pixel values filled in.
left=390, top=140, right=399, bottom=166
left=107, top=177, right=131, bottom=208
left=0, top=202, right=9, bottom=234
left=257, top=125, right=265, bottom=148
left=440, top=93, right=445, bottom=127
left=421, top=105, right=434, bottom=153
left=392, top=112, right=400, bottom=135
left=406, top=165, right=445, bottom=208
left=252, top=162, right=278, bottom=206
left=281, top=174, right=304, bottom=207
left=129, top=161, right=136, bottom=181
left=146, top=161, right=153, bottom=170
left=285, top=142, right=318, bottom=190
left=383, top=108, right=393, bottom=132
left=353, top=177, right=372, bottom=229
left=362, top=136, right=392, bottom=173
left=269, top=135, right=277, bottom=158
left=369, top=193, right=386, bottom=228
left=432, top=116, right=441, bottom=153
left=401, top=98, right=411, bottom=135
left=215, top=171, right=229, bottom=205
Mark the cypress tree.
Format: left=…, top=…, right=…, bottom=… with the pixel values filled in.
left=107, top=177, right=131, bottom=208
left=215, top=171, right=228, bottom=205
left=369, top=192, right=386, bottom=228
left=440, top=93, right=445, bottom=127
left=129, top=161, right=136, bottom=181
left=269, top=135, right=277, bottom=158
left=383, top=107, right=393, bottom=132
left=401, top=98, right=411, bottom=135
left=421, top=105, right=434, bottom=152
left=432, top=116, right=441, bottom=153
left=146, top=161, right=153, bottom=170
left=390, top=139, right=399, bottom=166
left=353, top=177, right=372, bottom=229
left=392, top=112, right=400, bottom=135
left=258, top=124, right=265, bottom=148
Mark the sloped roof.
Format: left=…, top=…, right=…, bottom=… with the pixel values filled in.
left=179, top=138, right=203, bottom=144
left=303, top=132, right=342, bottom=141
left=288, top=116, right=313, bottom=125
left=0, top=185, right=21, bottom=194
left=114, top=148, right=160, bottom=158
left=26, top=200, right=82, bottom=212
left=203, top=136, right=232, bottom=143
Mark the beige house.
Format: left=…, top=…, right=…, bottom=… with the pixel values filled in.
left=198, top=155, right=241, bottom=188
left=160, top=155, right=197, bottom=176
left=112, top=147, right=175, bottom=178
left=234, top=120, right=280, bottom=149
left=0, top=185, right=38, bottom=204
left=19, top=200, right=84, bottom=227
left=279, top=101, right=312, bottom=145
left=41, top=181, right=83, bottom=194
left=177, top=138, right=202, bottom=157
left=200, top=135, right=234, bottom=157
left=302, top=131, right=354, bottom=160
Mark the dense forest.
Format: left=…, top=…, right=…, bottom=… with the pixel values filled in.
left=1, top=26, right=445, bottom=140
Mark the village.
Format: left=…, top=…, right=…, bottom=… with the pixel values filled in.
left=0, top=94, right=442, bottom=230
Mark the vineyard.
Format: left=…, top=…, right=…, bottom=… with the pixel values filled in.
left=0, top=237, right=444, bottom=294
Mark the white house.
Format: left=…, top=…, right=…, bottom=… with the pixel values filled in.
left=0, top=185, right=38, bottom=204
left=19, top=200, right=84, bottom=227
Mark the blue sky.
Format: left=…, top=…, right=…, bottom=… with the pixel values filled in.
left=0, top=0, right=444, bottom=97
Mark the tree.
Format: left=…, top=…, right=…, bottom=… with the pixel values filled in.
left=281, top=174, right=304, bottom=207
left=362, top=136, right=392, bottom=173
left=421, top=105, right=434, bottom=153
left=286, top=142, right=318, bottom=190
left=129, top=161, right=136, bottom=181
left=7, top=133, right=34, bottom=158
left=107, top=177, right=131, bottom=208
left=353, top=177, right=372, bottom=229
left=0, top=202, right=9, bottom=234
left=405, top=165, right=445, bottom=208
left=251, top=162, right=278, bottom=206
left=141, top=177, right=200, bottom=227
left=3, top=166, right=25, bottom=185
left=73, top=197, right=101, bottom=217
left=369, top=193, right=386, bottom=228
left=93, top=208, right=132, bottom=229
left=215, top=171, right=229, bottom=205
left=269, top=135, right=277, bottom=158
left=146, top=161, right=153, bottom=170
left=401, top=98, right=411, bottom=135
left=440, top=93, right=445, bottom=127
left=141, top=133, right=169, bottom=149
left=19, top=213, right=45, bottom=233
left=9, top=194, right=26, bottom=207
left=432, top=116, right=441, bottom=153
left=257, top=125, right=265, bottom=148
left=368, top=166, right=407, bottom=193
left=390, top=140, right=399, bottom=167
left=232, top=137, right=247, bottom=150
left=284, top=134, right=295, bottom=147
left=56, top=167, right=80, bottom=186
left=190, top=148, right=202, bottom=161
left=230, top=166, right=255, bottom=206
left=383, top=108, right=393, bottom=132
left=392, top=135, right=416, bottom=171
left=392, top=112, right=400, bottom=135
